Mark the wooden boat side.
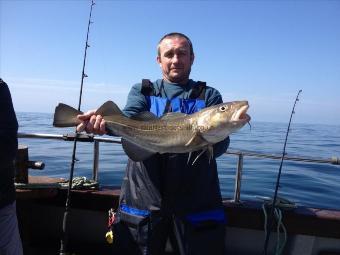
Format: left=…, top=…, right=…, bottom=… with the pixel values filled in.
left=16, top=176, right=340, bottom=255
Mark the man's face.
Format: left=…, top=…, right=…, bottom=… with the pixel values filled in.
left=157, top=37, right=194, bottom=84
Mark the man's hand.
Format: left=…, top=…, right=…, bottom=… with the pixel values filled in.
left=76, top=110, right=106, bottom=135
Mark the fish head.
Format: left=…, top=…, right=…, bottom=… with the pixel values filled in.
left=196, top=101, right=250, bottom=144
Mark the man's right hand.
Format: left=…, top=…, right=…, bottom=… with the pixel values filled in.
left=76, top=110, right=106, bottom=135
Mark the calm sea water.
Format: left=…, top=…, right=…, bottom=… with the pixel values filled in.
left=17, top=112, right=340, bottom=210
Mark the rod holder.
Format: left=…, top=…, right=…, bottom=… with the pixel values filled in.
left=15, top=145, right=29, bottom=183
left=15, top=144, right=45, bottom=184
left=27, top=160, right=45, bottom=170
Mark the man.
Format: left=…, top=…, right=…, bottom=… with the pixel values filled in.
left=78, top=33, right=229, bottom=254
left=0, top=78, right=23, bottom=255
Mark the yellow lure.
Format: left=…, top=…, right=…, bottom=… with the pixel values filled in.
left=105, top=230, right=114, bottom=244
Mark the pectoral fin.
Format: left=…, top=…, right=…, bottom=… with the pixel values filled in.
left=185, top=132, right=208, bottom=147
left=121, top=138, right=156, bottom=162
left=185, top=133, right=211, bottom=165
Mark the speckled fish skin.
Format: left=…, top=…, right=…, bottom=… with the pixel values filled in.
left=53, top=100, right=250, bottom=158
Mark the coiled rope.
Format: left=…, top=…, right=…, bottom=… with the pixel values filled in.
left=260, top=196, right=296, bottom=255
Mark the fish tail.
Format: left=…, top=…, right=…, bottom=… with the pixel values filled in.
left=53, top=103, right=83, bottom=127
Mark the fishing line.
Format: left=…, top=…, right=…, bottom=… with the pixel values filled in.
left=59, top=1, right=95, bottom=254
left=262, top=89, right=302, bottom=255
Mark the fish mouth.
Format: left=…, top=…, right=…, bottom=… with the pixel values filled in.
left=232, top=104, right=251, bottom=123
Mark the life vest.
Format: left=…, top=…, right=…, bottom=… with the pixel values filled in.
left=141, top=79, right=206, bottom=116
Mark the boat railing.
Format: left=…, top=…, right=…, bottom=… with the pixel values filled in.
left=18, top=132, right=340, bottom=203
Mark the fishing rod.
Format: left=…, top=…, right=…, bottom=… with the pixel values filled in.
left=59, top=1, right=95, bottom=254
left=262, top=89, right=302, bottom=255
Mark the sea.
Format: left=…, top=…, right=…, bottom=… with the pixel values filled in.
left=17, top=112, right=340, bottom=210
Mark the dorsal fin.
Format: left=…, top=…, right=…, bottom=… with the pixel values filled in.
left=161, top=112, right=186, bottom=120
left=95, top=101, right=123, bottom=117
left=53, top=103, right=83, bottom=127
left=130, top=111, right=158, bottom=121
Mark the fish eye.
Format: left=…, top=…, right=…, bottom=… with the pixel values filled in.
left=219, top=106, right=228, bottom=112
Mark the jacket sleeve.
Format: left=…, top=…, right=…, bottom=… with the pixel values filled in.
left=0, top=79, right=18, bottom=162
left=122, top=83, right=148, bottom=117
left=0, top=79, right=18, bottom=208
left=205, top=86, right=230, bottom=158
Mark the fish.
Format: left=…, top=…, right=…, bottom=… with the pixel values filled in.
left=53, top=100, right=250, bottom=162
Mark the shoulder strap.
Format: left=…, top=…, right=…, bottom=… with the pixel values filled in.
left=189, top=81, right=206, bottom=100
left=141, top=79, right=154, bottom=96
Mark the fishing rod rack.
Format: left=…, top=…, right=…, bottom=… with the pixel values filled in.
left=18, top=132, right=340, bottom=203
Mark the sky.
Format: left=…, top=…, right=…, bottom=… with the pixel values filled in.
left=1, top=0, right=339, bottom=125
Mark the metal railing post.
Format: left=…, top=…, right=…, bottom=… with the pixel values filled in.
left=233, top=153, right=243, bottom=203
left=93, top=140, right=99, bottom=181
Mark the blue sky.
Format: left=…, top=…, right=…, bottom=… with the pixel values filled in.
left=1, top=0, right=339, bottom=125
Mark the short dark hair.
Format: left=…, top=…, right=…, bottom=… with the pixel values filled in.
left=157, top=32, right=194, bottom=57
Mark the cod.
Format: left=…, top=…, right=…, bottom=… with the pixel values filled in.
left=53, top=100, right=250, bottom=162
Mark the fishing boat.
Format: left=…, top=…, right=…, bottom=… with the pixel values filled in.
left=15, top=132, right=340, bottom=255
